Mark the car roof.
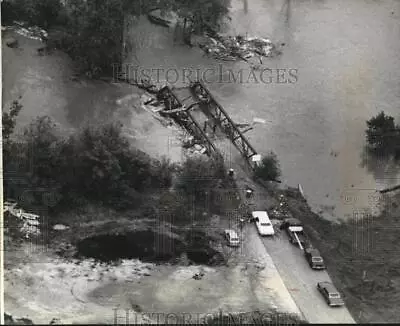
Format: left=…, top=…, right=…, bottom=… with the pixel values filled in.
left=308, top=248, right=321, bottom=256
left=318, top=282, right=338, bottom=293
left=284, top=217, right=302, bottom=225
left=252, top=211, right=270, bottom=220
left=225, top=229, right=238, bottom=237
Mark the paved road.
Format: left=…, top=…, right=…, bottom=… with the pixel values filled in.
left=259, top=225, right=356, bottom=324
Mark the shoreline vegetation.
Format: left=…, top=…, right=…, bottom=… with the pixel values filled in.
left=2, top=0, right=400, bottom=324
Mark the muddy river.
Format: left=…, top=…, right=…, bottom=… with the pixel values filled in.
left=3, top=0, right=400, bottom=221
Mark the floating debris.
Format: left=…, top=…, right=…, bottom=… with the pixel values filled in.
left=53, top=224, right=70, bottom=231
left=253, top=117, right=266, bottom=124
left=200, top=33, right=280, bottom=62
left=4, top=199, right=41, bottom=239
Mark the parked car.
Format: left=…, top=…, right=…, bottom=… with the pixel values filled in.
left=252, top=211, right=275, bottom=236
left=224, top=229, right=240, bottom=247
left=304, top=248, right=326, bottom=269
left=317, top=282, right=344, bottom=307
left=286, top=225, right=308, bottom=247
left=279, top=217, right=302, bottom=230
left=280, top=217, right=309, bottom=247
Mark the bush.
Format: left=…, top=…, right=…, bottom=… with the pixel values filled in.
left=177, top=155, right=225, bottom=197
left=158, top=190, right=190, bottom=223
left=149, top=156, right=178, bottom=189
left=175, top=155, right=229, bottom=215
left=2, top=99, right=23, bottom=141
left=1, top=0, right=63, bottom=29
left=366, top=111, right=399, bottom=153
left=3, top=115, right=178, bottom=212
left=254, top=152, right=281, bottom=182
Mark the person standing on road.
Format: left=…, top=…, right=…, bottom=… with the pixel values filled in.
left=239, top=217, right=245, bottom=230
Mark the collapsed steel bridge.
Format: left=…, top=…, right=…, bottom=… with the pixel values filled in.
left=157, top=80, right=259, bottom=169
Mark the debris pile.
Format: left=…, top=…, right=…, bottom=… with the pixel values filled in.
left=140, top=93, right=210, bottom=157
left=185, top=143, right=208, bottom=156
left=200, top=34, right=280, bottom=61
left=192, top=271, right=205, bottom=280
left=4, top=200, right=41, bottom=239
left=10, top=21, right=48, bottom=41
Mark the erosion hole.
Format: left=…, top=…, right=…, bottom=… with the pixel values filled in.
left=76, top=230, right=184, bottom=263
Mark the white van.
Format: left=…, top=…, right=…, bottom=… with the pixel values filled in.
left=252, top=211, right=275, bottom=236
left=224, top=229, right=240, bottom=247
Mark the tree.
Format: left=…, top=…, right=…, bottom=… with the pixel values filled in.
left=3, top=99, right=24, bottom=201
left=2, top=0, right=63, bottom=29
left=2, top=99, right=23, bottom=141
left=254, top=152, right=281, bottom=182
left=173, top=0, right=230, bottom=39
left=22, top=116, right=60, bottom=183
left=64, top=122, right=174, bottom=208
left=366, top=111, right=399, bottom=153
left=177, top=155, right=226, bottom=213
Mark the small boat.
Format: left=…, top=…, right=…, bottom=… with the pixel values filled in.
left=147, top=11, right=171, bottom=28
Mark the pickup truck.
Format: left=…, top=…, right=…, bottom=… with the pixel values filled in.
left=286, top=225, right=308, bottom=248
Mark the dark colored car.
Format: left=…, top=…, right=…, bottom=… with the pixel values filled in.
left=317, top=282, right=344, bottom=307
left=304, top=248, right=326, bottom=270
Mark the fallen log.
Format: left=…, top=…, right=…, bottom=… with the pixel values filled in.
left=241, top=127, right=254, bottom=134
left=147, top=13, right=171, bottom=28
left=379, top=185, right=400, bottom=194
left=235, top=123, right=251, bottom=128
left=160, top=107, right=188, bottom=114
left=116, top=76, right=159, bottom=94
left=144, top=98, right=156, bottom=105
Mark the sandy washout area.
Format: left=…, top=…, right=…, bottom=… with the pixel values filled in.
left=4, top=229, right=300, bottom=325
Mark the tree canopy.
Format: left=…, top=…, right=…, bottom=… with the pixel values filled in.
left=365, top=111, right=399, bottom=154
left=2, top=0, right=231, bottom=76
left=253, top=152, right=281, bottom=182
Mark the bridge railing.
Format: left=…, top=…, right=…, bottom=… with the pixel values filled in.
left=189, top=80, right=258, bottom=169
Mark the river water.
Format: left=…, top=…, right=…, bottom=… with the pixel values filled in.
left=3, top=0, right=400, bottom=221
